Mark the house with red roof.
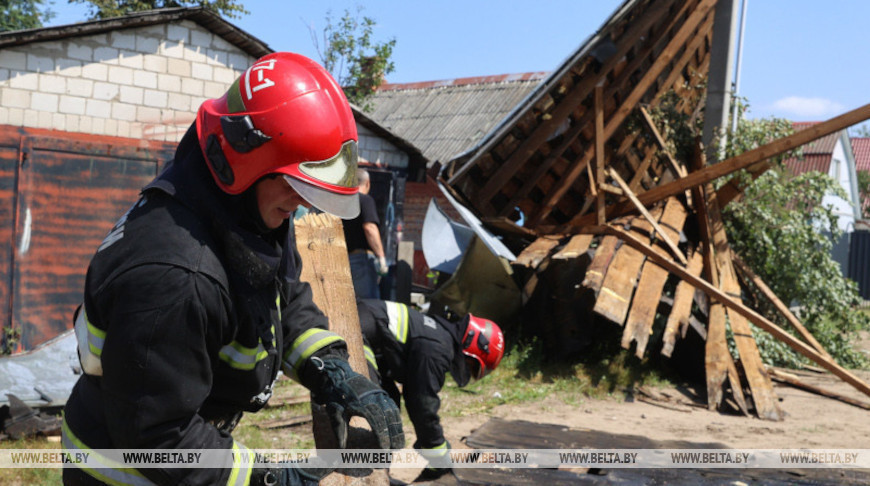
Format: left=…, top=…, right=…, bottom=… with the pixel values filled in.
left=781, top=123, right=862, bottom=279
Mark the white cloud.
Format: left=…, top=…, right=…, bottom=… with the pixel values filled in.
left=770, top=96, right=846, bottom=119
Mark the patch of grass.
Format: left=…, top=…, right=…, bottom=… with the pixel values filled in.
left=438, top=338, right=674, bottom=418
left=0, top=437, right=63, bottom=485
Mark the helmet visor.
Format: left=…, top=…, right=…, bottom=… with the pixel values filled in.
left=298, top=140, right=358, bottom=190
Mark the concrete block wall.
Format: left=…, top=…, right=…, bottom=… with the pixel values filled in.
left=0, top=20, right=255, bottom=142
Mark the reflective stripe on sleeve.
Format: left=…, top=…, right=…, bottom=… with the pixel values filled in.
left=74, top=306, right=104, bottom=376
left=385, top=301, right=409, bottom=344
left=283, top=328, right=344, bottom=381
left=227, top=441, right=254, bottom=486
left=363, top=344, right=378, bottom=371
left=62, top=413, right=154, bottom=486
left=219, top=339, right=268, bottom=371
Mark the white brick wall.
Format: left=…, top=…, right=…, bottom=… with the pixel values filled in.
left=0, top=19, right=255, bottom=141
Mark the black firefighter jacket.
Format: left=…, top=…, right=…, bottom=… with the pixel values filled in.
left=62, top=126, right=345, bottom=486
left=356, top=299, right=470, bottom=453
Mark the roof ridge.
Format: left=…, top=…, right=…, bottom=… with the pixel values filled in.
left=377, top=72, right=549, bottom=92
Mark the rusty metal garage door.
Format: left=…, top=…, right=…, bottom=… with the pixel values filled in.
left=0, top=126, right=175, bottom=351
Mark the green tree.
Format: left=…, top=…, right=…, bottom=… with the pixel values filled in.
left=71, top=0, right=248, bottom=20
left=857, top=170, right=870, bottom=218
left=0, top=0, right=54, bottom=31
left=718, top=100, right=869, bottom=368
left=310, top=6, right=396, bottom=110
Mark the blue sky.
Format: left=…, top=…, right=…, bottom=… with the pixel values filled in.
left=48, top=1, right=870, bottom=124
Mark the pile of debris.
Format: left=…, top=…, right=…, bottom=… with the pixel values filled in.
left=436, top=0, right=870, bottom=420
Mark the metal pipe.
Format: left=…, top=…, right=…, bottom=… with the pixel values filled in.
left=731, top=0, right=749, bottom=134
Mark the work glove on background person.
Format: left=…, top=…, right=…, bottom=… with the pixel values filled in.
left=376, top=256, right=389, bottom=277
left=305, top=356, right=404, bottom=450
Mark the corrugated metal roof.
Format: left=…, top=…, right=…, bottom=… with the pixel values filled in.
left=366, top=73, right=547, bottom=164
left=852, top=137, right=870, bottom=172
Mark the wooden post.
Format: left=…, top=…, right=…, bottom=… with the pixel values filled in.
left=294, top=212, right=388, bottom=485
left=594, top=84, right=606, bottom=225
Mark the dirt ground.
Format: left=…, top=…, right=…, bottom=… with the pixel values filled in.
left=390, top=368, right=870, bottom=483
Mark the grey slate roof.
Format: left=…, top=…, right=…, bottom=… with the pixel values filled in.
left=366, top=73, right=548, bottom=166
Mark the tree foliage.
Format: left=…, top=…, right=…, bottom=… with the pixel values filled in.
left=310, top=6, right=396, bottom=110
left=71, top=0, right=248, bottom=20
left=719, top=100, right=869, bottom=368
left=0, top=0, right=54, bottom=31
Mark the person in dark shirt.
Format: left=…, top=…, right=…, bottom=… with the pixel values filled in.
left=343, top=169, right=388, bottom=298
left=356, top=299, right=505, bottom=481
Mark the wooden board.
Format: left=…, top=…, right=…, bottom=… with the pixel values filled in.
left=514, top=236, right=561, bottom=268
left=581, top=234, right=621, bottom=292
left=622, top=197, right=688, bottom=356
left=593, top=211, right=660, bottom=325
left=295, top=213, right=387, bottom=485
left=552, top=234, right=593, bottom=260
left=662, top=249, right=704, bottom=357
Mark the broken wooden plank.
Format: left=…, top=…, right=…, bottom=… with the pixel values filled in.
left=609, top=168, right=687, bottom=265
left=662, top=249, right=704, bottom=357
left=639, top=106, right=688, bottom=179
left=594, top=212, right=659, bottom=325
left=581, top=225, right=624, bottom=293
left=623, top=197, right=688, bottom=356
left=700, top=147, right=782, bottom=421
left=255, top=415, right=312, bottom=430
left=582, top=224, right=870, bottom=400
left=295, top=212, right=388, bottom=485
left=554, top=102, right=870, bottom=231
left=514, top=235, right=561, bottom=268
left=552, top=234, right=593, bottom=260
left=768, top=367, right=870, bottom=411
left=732, top=252, right=833, bottom=361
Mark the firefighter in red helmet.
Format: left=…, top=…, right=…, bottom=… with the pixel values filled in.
left=62, top=52, right=403, bottom=486
left=356, top=299, right=505, bottom=481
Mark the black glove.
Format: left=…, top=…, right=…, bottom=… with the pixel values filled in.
left=252, top=464, right=321, bottom=486
left=309, top=357, right=405, bottom=450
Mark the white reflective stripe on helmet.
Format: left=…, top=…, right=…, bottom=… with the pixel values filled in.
left=385, top=301, right=409, bottom=344
left=283, top=328, right=344, bottom=381
left=62, top=414, right=154, bottom=486
left=74, top=306, right=104, bottom=376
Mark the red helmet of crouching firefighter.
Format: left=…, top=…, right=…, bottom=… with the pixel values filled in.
left=462, top=314, right=505, bottom=380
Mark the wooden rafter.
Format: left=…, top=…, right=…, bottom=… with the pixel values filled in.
left=553, top=102, right=870, bottom=232
left=530, top=0, right=718, bottom=226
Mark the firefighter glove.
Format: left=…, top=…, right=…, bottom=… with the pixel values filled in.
left=311, top=357, right=405, bottom=450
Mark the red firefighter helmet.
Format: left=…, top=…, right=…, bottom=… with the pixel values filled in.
left=196, top=52, right=360, bottom=219
left=461, top=314, right=505, bottom=380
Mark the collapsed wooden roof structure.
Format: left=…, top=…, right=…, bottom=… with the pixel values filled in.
left=438, top=0, right=870, bottom=420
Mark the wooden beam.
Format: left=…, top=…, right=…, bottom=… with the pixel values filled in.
left=639, top=106, right=687, bottom=178
left=731, top=252, right=834, bottom=361
left=767, top=367, right=870, bottom=411
left=595, top=84, right=607, bottom=225
left=531, top=0, right=718, bottom=226
left=552, top=102, right=870, bottom=231
left=581, top=224, right=870, bottom=400
left=609, top=167, right=687, bottom=265
left=515, top=236, right=562, bottom=268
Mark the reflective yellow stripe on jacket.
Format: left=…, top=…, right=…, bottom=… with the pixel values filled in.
left=62, top=413, right=253, bottom=486
left=218, top=325, right=274, bottom=371
left=363, top=344, right=378, bottom=370
left=283, top=328, right=344, bottom=381
left=385, top=301, right=409, bottom=344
